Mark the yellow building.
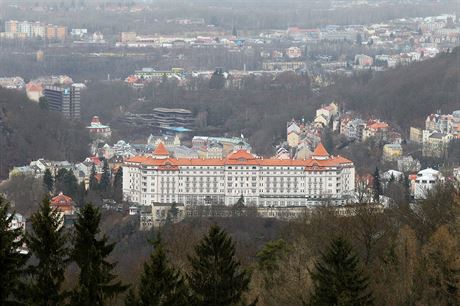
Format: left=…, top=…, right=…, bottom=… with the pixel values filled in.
left=383, top=143, right=403, bottom=161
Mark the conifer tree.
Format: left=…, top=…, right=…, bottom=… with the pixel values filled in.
left=166, top=202, right=179, bottom=225
left=112, top=167, right=123, bottom=203
left=25, top=197, right=69, bottom=306
left=70, top=203, right=127, bottom=306
left=308, top=236, right=373, bottom=306
left=43, top=168, right=54, bottom=193
left=127, top=234, right=188, bottom=306
left=0, top=197, right=29, bottom=305
left=99, top=159, right=111, bottom=195
left=372, top=167, right=381, bottom=203
left=64, top=170, right=79, bottom=200
left=232, top=195, right=245, bottom=217
left=89, top=164, right=98, bottom=192
left=54, top=168, right=68, bottom=193
left=232, top=25, right=238, bottom=37
left=76, top=181, right=87, bottom=207
left=187, top=224, right=250, bottom=306
left=54, top=169, right=79, bottom=199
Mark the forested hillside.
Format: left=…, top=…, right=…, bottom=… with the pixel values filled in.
left=323, top=48, right=460, bottom=130
left=0, top=88, right=89, bottom=179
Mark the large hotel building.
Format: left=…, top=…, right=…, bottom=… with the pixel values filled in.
left=123, top=143, right=355, bottom=207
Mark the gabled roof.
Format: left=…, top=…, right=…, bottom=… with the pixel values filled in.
left=51, top=192, right=73, bottom=205
left=153, top=142, right=169, bottom=156
left=226, top=150, right=256, bottom=161
left=312, top=143, right=329, bottom=157
left=125, top=143, right=353, bottom=169
left=368, top=122, right=389, bottom=129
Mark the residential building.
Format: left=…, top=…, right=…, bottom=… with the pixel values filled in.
left=50, top=192, right=77, bottom=226
left=5, top=20, right=18, bottom=33
left=287, top=120, right=301, bottom=147
left=86, top=116, right=112, bottom=140
left=342, top=118, right=366, bottom=141
left=0, top=77, right=25, bottom=89
left=123, top=143, right=355, bottom=207
left=285, top=46, right=302, bottom=58
left=422, top=131, right=453, bottom=158
left=120, top=32, right=137, bottom=43
left=413, top=168, right=444, bottom=200
left=362, top=120, right=389, bottom=142
left=44, top=85, right=81, bottom=119
left=192, top=136, right=251, bottom=157
left=354, top=54, right=374, bottom=66
left=7, top=213, right=26, bottom=232
left=26, top=83, right=43, bottom=102
left=410, top=127, right=423, bottom=143
left=6, top=213, right=28, bottom=254
left=262, top=61, right=305, bottom=71
left=139, top=206, right=154, bottom=230
left=50, top=192, right=76, bottom=215
left=383, top=143, right=403, bottom=161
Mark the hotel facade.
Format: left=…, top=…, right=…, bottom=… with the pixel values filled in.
left=122, top=143, right=355, bottom=207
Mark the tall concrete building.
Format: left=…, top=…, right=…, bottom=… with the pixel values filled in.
left=44, top=85, right=81, bottom=119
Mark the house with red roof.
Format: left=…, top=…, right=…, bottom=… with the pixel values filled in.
left=26, top=83, right=43, bottom=102
left=50, top=192, right=76, bottom=216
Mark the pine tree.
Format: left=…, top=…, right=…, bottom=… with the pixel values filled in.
left=112, top=167, right=123, bottom=203
left=0, top=197, right=29, bottom=305
left=43, top=168, right=54, bottom=193
left=38, top=97, right=49, bottom=110
left=64, top=170, right=79, bottom=200
left=232, top=195, right=245, bottom=217
left=76, top=181, right=87, bottom=207
left=166, top=202, right=179, bottom=224
left=25, top=197, right=69, bottom=306
left=99, top=159, right=111, bottom=195
left=308, top=236, right=373, bottom=306
left=54, top=168, right=68, bottom=193
left=54, top=169, right=79, bottom=199
left=127, top=234, right=189, bottom=306
left=403, top=174, right=411, bottom=203
left=372, top=167, right=381, bottom=203
left=89, top=164, right=98, bottom=192
left=232, top=25, right=238, bottom=37
left=70, top=203, right=127, bottom=305
left=187, top=224, right=250, bottom=306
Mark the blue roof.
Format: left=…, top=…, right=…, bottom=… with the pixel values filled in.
left=162, top=126, right=192, bottom=132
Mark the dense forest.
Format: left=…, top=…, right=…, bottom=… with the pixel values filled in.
left=0, top=88, right=89, bottom=179
left=2, top=181, right=459, bottom=305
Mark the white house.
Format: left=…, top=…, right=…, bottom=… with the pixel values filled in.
left=414, top=168, right=444, bottom=200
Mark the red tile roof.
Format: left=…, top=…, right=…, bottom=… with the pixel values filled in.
left=51, top=192, right=73, bottom=204
left=26, top=83, right=43, bottom=92
left=126, top=145, right=352, bottom=169
left=312, top=143, right=329, bottom=157
left=153, top=142, right=169, bottom=156
left=89, top=156, right=102, bottom=165
left=368, top=122, right=389, bottom=130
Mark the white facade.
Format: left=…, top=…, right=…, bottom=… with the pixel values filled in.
left=414, top=168, right=444, bottom=200
left=8, top=213, right=26, bottom=232
left=123, top=143, right=355, bottom=207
